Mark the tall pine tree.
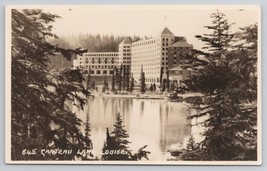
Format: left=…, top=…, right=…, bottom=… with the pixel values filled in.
left=102, top=113, right=131, bottom=160
left=129, top=73, right=135, bottom=92
left=111, top=68, right=116, bottom=92
left=166, top=70, right=170, bottom=92
left=182, top=10, right=257, bottom=161
left=11, top=9, right=90, bottom=160
left=140, top=65, right=146, bottom=93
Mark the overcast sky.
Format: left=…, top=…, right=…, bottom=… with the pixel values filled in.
left=43, top=5, right=259, bottom=50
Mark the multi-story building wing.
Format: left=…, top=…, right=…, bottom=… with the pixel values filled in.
left=73, top=52, right=119, bottom=75
left=118, top=37, right=132, bottom=68
left=159, top=27, right=176, bottom=78
left=131, top=37, right=160, bottom=84
left=131, top=27, right=191, bottom=85
left=168, top=37, right=194, bottom=86
left=73, top=27, right=194, bottom=85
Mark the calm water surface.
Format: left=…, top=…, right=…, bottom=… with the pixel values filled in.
left=76, top=97, right=192, bottom=160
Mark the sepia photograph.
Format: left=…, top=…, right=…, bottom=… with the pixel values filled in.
left=5, top=5, right=261, bottom=165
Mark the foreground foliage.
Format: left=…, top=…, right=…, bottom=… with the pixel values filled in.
left=102, top=113, right=150, bottom=160
left=182, top=10, right=258, bottom=160
left=11, top=9, right=91, bottom=160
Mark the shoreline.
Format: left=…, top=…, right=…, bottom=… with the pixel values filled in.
left=91, top=93, right=166, bottom=100
left=91, top=92, right=202, bottom=100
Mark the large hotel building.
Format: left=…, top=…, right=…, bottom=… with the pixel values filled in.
left=73, top=27, right=193, bottom=85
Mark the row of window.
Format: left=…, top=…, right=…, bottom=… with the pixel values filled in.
left=162, top=43, right=169, bottom=46
left=84, top=54, right=118, bottom=57
left=162, top=52, right=168, bottom=56
left=162, top=62, right=168, bottom=65
left=81, top=65, right=117, bottom=69
left=170, top=47, right=191, bottom=50
left=84, top=70, right=114, bottom=75
left=84, top=57, right=116, bottom=60
left=122, top=57, right=131, bottom=60
left=122, top=53, right=131, bottom=56
left=132, top=40, right=156, bottom=47
left=162, top=38, right=174, bottom=42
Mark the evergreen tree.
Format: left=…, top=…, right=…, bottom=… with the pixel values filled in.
left=129, top=73, right=135, bottom=92
left=183, top=10, right=257, bottom=160
left=125, top=68, right=130, bottom=91
left=86, top=69, right=91, bottom=89
left=149, top=83, right=153, bottom=92
left=81, top=113, right=93, bottom=160
left=162, top=79, right=166, bottom=92
left=181, top=135, right=200, bottom=161
left=117, top=65, right=122, bottom=92
left=111, top=113, right=131, bottom=150
left=153, top=83, right=156, bottom=91
left=140, top=65, right=146, bottom=93
left=102, top=113, right=131, bottom=160
left=11, top=9, right=90, bottom=160
left=102, top=74, right=109, bottom=92
left=166, top=69, right=170, bottom=92
left=160, top=67, right=164, bottom=87
left=122, top=66, right=126, bottom=91
left=111, top=69, right=116, bottom=92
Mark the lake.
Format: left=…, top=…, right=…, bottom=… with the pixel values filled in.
left=75, top=97, right=193, bottom=161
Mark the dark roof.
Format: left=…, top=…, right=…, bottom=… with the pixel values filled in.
left=120, top=37, right=132, bottom=44
left=175, top=36, right=186, bottom=41
left=170, top=41, right=193, bottom=48
left=160, top=27, right=173, bottom=35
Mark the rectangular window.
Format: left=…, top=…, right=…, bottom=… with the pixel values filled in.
left=103, top=70, right=107, bottom=74
left=97, top=70, right=101, bottom=74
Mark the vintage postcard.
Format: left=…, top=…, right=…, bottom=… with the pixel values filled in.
left=5, top=5, right=261, bottom=165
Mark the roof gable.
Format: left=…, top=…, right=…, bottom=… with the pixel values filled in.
left=120, top=37, right=132, bottom=44
left=160, top=27, right=173, bottom=35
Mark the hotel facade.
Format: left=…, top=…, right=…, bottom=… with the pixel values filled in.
left=73, top=27, right=193, bottom=85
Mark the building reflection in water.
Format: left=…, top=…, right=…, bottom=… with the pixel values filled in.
left=76, top=97, right=191, bottom=160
